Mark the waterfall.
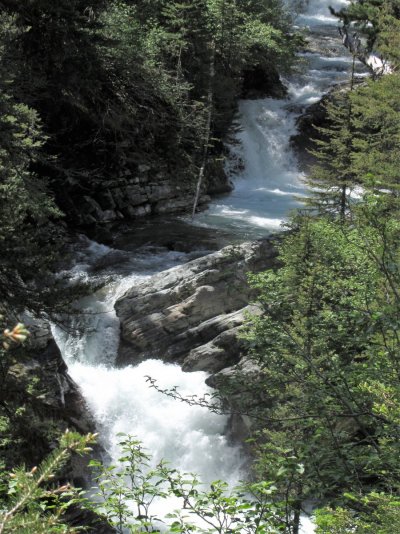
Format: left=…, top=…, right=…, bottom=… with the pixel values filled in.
left=192, top=0, right=359, bottom=240
left=52, top=240, right=244, bottom=524
left=52, top=1, right=357, bottom=532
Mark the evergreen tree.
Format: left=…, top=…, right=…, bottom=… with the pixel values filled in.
left=0, top=430, right=96, bottom=534
left=0, top=13, right=64, bottom=313
left=303, top=90, right=357, bottom=219
left=236, top=210, right=400, bottom=522
left=333, top=0, right=400, bottom=72
left=333, top=0, right=400, bottom=53
left=350, top=73, right=400, bottom=195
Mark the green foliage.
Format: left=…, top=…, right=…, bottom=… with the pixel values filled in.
left=0, top=75, right=63, bottom=312
left=88, top=436, right=170, bottom=532
left=229, top=19, right=400, bottom=514
left=0, top=430, right=96, bottom=534
left=304, top=91, right=356, bottom=217
left=315, top=493, right=400, bottom=533
left=0, top=0, right=300, bottom=210
left=305, top=74, right=400, bottom=218
left=87, top=434, right=287, bottom=533
left=0, top=318, right=91, bottom=492
left=350, top=73, right=400, bottom=193
left=222, top=188, right=400, bottom=523
left=306, top=0, right=400, bottom=219
left=333, top=0, right=400, bottom=61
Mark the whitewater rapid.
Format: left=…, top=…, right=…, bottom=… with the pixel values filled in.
left=52, top=240, right=245, bottom=532
left=52, top=1, right=357, bottom=531
left=52, top=241, right=243, bottom=484
left=193, top=0, right=360, bottom=239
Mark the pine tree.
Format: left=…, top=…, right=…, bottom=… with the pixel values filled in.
left=0, top=15, right=64, bottom=312
left=0, top=431, right=96, bottom=534
left=303, top=90, right=357, bottom=219
left=350, top=73, right=400, bottom=195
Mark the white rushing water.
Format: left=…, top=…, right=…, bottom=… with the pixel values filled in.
left=52, top=240, right=244, bottom=526
left=193, top=0, right=358, bottom=240
left=52, top=1, right=357, bottom=531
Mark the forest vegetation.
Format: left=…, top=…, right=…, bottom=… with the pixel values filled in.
left=0, top=0, right=300, bottom=311
left=0, top=0, right=400, bottom=532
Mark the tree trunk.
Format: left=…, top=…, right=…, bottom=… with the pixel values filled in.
left=191, top=41, right=215, bottom=219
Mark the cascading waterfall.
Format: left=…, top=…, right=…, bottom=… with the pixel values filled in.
left=193, top=0, right=361, bottom=239
left=52, top=1, right=357, bottom=532
left=52, top=241, right=244, bottom=474
left=52, top=241, right=244, bottom=523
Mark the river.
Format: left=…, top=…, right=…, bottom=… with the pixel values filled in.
left=52, top=1, right=360, bottom=531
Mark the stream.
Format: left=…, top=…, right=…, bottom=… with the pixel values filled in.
left=52, top=1, right=361, bottom=531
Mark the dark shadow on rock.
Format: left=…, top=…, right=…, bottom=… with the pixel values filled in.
left=242, top=66, right=288, bottom=100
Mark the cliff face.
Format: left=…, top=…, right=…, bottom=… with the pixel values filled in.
left=60, top=68, right=287, bottom=230
left=1, top=318, right=95, bottom=485
left=63, top=157, right=233, bottom=229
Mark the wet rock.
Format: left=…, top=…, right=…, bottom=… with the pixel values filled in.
left=182, top=323, right=244, bottom=373
left=149, top=183, right=173, bottom=201
left=124, top=186, right=148, bottom=207
left=90, top=249, right=131, bottom=272
left=206, top=156, right=234, bottom=195
left=206, top=356, right=262, bottom=442
left=124, top=204, right=152, bottom=218
left=66, top=150, right=234, bottom=227
left=111, top=216, right=233, bottom=253
left=12, top=316, right=96, bottom=483
left=153, top=196, right=194, bottom=215
left=23, top=318, right=95, bottom=435
left=115, top=238, right=279, bottom=369
left=290, top=93, right=330, bottom=170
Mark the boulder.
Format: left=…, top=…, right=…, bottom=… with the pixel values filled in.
left=242, top=65, right=288, bottom=99
left=21, top=317, right=94, bottom=435
left=206, top=156, right=234, bottom=195
left=115, top=238, right=279, bottom=369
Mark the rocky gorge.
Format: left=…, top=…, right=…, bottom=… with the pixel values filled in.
left=1, top=317, right=94, bottom=484
left=114, top=238, right=279, bottom=441
left=8, top=1, right=364, bottom=529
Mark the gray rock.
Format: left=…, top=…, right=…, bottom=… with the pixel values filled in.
left=125, top=185, right=148, bottom=206
left=149, top=183, right=173, bottom=201
left=153, top=197, right=193, bottom=214
left=100, top=209, right=119, bottom=222
left=21, top=317, right=94, bottom=435
left=83, top=196, right=103, bottom=215
left=206, top=356, right=262, bottom=442
left=138, top=164, right=151, bottom=173
left=182, top=304, right=262, bottom=373
left=123, top=204, right=152, bottom=218
left=115, top=238, right=278, bottom=369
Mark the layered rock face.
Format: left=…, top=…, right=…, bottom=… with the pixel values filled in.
left=10, top=318, right=95, bottom=486
left=115, top=238, right=279, bottom=371
left=68, top=160, right=232, bottom=227
left=26, top=319, right=94, bottom=437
